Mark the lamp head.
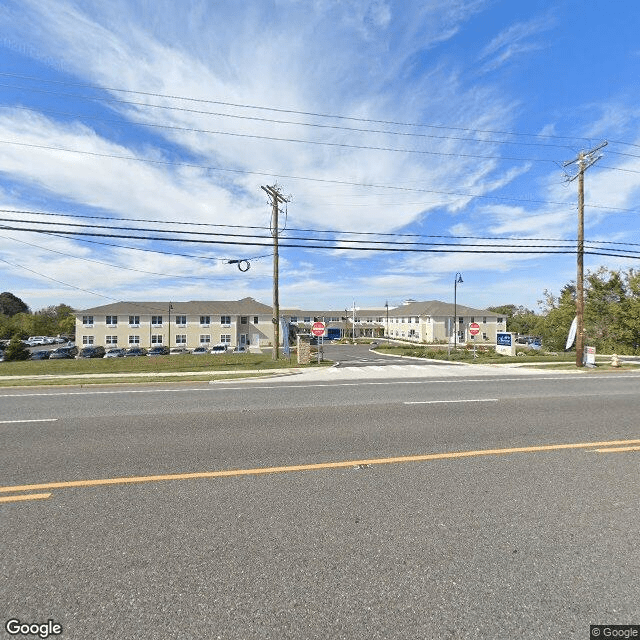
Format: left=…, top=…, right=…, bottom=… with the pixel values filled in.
left=455, top=272, right=463, bottom=284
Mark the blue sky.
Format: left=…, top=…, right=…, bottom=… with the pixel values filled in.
left=0, top=0, right=638, bottom=314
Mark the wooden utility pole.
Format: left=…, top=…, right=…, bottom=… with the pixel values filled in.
left=563, top=142, right=607, bottom=367
left=261, top=185, right=289, bottom=360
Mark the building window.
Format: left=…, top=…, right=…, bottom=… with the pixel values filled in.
left=175, top=334, right=186, bottom=344
left=129, top=335, right=140, bottom=345
left=200, top=334, right=211, bottom=344
left=129, top=315, right=140, bottom=327
left=106, top=335, right=118, bottom=345
left=175, top=315, right=186, bottom=326
left=290, top=316, right=298, bottom=323
left=498, top=317, right=504, bottom=323
left=220, top=334, right=231, bottom=344
left=106, top=315, right=118, bottom=326
left=483, top=317, right=487, bottom=324
left=240, top=316, right=248, bottom=324
left=200, top=315, right=210, bottom=326
left=151, top=334, right=163, bottom=344
left=152, top=316, right=163, bottom=326
left=82, top=315, right=94, bottom=326
left=482, top=333, right=488, bottom=340
left=221, top=315, right=231, bottom=326
left=253, top=316, right=259, bottom=324
left=303, top=316, right=311, bottom=323
left=82, top=335, right=94, bottom=345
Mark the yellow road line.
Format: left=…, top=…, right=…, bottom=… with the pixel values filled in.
left=0, top=492, right=52, bottom=503
left=1, top=438, right=639, bottom=496
left=594, top=445, right=640, bottom=453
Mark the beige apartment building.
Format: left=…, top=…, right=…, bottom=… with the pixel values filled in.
left=75, top=298, right=505, bottom=349
left=385, top=300, right=506, bottom=344
left=75, top=298, right=274, bottom=350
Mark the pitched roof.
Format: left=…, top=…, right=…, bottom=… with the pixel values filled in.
left=387, top=300, right=499, bottom=317
left=76, top=297, right=272, bottom=315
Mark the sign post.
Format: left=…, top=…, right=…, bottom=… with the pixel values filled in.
left=311, top=322, right=326, bottom=364
left=469, top=322, right=480, bottom=358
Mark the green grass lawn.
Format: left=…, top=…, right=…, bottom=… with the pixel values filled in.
left=375, top=343, right=586, bottom=365
left=0, top=352, right=328, bottom=377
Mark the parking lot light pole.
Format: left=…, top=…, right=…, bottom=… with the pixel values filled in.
left=453, top=273, right=463, bottom=351
left=385, top=301, right=389, bottom=341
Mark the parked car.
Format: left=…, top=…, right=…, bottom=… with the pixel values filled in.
left=30, top=350, right=51, bottom=360
left=211, top=344, right=228, bottom=354
left=26, top=336, right=49, bottom=346
left=232, top=346, right=246, bottom=353
left=170, top=347, right=190, bottom=355
left=147, top=345, right=170, bottom=356
left=124, top=347, right=147, bottom=357
left=192, top=346, right=210, bottom=355
left=49, top=346, right=79, bottom=359
left=104, top=348, right=127, bottom=358
left=77, top=346, right=106, bottom=358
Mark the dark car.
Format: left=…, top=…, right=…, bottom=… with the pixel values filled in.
left=124, top=347, right=147, bottom=357
left=77, top=346, right=106, bottom=358
left=30, top=350, right=51, bottom=360
left=211, top=344, right=228, bottom=354
left=49, top=346, right=79, bottom=359
left=192, top=346, right=210, bottom=355
left=147, top=345, right=170, bottom=356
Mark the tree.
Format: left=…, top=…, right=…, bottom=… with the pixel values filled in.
left=584, top=268, right=627, bottom=353
left=0, top=292, right=29, bottom=317
left=537, top=285, right=576, bottom=351
left=488, top=304, right=540, bottom=335
left=3, top=335, right=31, bottom=361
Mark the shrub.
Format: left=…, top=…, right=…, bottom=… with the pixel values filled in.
left=3, top=335, right=31, bottom=361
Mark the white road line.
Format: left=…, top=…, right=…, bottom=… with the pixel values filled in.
left=0, top=418, right=58, bottom=424
left=404, top=399, right=499, bottom=405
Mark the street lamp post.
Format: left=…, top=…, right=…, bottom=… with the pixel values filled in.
left=385, top=301, right=389, bottom=340
left=453, top=273, right=463, bottom=351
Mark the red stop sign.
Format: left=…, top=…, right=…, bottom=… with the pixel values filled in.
left=469, top=322, right=480, bottom=335
left=311, top=322, right=326, bottom=337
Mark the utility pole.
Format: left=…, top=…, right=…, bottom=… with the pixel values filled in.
left=261, top=185, right=289, bottom=360
left=563, top=141, right=607, bottom=368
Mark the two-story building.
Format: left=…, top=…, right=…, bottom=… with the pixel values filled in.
left=75, top=297, right=274, bottom=350
left=385, top=300, right=506, bottom=344
left=75, top=298, right=505, bottom=349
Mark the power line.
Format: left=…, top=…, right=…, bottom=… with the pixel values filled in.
left=0, top=82, right=582, bottom=152
left=2, top=210, right=640, bottom=248
left=0, top=233, right=259, bottom=279
left=0, top=104, right=561, bottom=163
left=4, top=223, right=640, bottom=256
left=0, top=71, right=606, bottom=146
left=0, top=140, right=636, bottom=213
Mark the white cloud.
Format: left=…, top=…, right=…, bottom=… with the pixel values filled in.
left=479, top=12, right=556, bottom=72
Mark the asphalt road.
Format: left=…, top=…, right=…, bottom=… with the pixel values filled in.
left=1, top=370, right=639, bottom=639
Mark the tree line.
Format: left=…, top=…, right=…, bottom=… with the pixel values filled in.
left=489, top=267, right=640, bottom=354
left=2, top=266, right=639, bottom=356
left=0, top=292, right=76, bottom=341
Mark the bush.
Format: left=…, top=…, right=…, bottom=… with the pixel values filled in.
left=3, top=335, right=31, bottom=361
